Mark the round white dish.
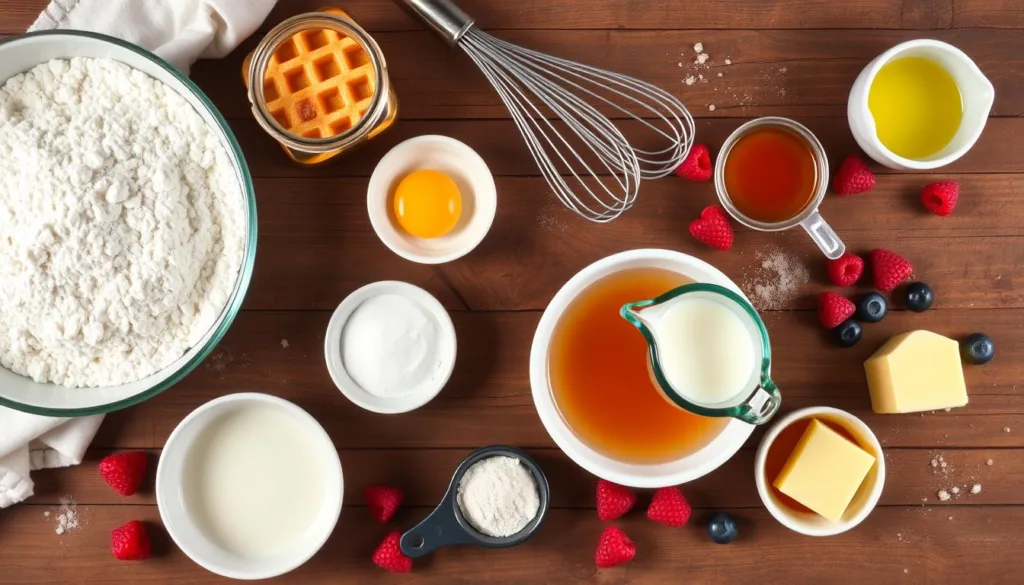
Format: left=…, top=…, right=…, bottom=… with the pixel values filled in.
left=325, top=281, right=456, bottom=414
left=529, top=249, right=756, bottom=488
left=0, top=31, right=256, bottom=416
left=157, top=393, right=343, bottom=580
left=367, top=135, right=496, bottom=264
left=848, top=39, right=994, bottom=170
left=754, top=406, right=885, bottom=537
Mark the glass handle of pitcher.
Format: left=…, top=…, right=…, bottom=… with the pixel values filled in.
left=738, top=380, right=781, bottom=425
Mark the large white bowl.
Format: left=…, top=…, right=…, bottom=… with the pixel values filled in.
left=529, top=249, right=756, bottom=488
left=0, top=31, right=256, bottom=416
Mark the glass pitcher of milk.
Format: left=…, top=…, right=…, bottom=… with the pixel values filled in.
left=620, top=283, right=781, bottom=424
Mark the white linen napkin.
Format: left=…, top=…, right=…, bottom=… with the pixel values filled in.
left=0, top=0, right=276, bottom=509
left=29, top=0, right=277, bottom=74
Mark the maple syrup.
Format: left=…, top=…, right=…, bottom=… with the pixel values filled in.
left=763, top=416, right=864, bottom=514
left=547, top=268, right=729, bottom=464
left=723, top=125, right=818, bottom=224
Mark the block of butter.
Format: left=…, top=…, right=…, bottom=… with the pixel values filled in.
left=773, top=419, right=876, bottom=523
left=864, top=330, right=968, bottom=414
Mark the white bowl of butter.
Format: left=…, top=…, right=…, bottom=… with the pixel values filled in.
left=157, top=393, right=343, bottom=579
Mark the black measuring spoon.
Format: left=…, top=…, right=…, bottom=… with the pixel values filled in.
left=400, top=445, right=550, bottom=558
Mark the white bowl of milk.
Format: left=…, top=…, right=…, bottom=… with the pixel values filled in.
left=157, top=393, right=343, bottom=579
left=530, top=249, right=758, bottom=488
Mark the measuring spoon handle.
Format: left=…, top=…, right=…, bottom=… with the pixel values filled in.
left=400, top=500, right=474, bottom=558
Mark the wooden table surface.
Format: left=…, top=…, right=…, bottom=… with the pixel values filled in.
left=3, top=0, right=1024, bottom=583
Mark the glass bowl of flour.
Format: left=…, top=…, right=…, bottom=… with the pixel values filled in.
left=0, top=32, right=256, bottom=415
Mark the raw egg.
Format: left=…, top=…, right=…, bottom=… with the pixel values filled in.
left=392, top=170, right=463, bottom=238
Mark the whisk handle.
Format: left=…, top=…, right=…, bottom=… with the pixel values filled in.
left=392, top=0, right=475, bottom=45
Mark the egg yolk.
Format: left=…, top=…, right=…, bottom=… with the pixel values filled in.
left=392, top=170, right=463, bottom=239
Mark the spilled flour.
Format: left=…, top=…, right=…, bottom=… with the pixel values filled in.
left=739, top=247, right=809, bottom=311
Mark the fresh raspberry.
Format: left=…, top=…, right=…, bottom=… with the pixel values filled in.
left=870, top=249, right=913, bottom=292
left=364, top=485, right=404, bottom=524
left=99, top=451, right=147, bottom=496
left=674, top=143, right=713, bottom=182
left=110, top=520, right=151, bottom=561
left=646, top=486, right=692, bottom=527
left=372, top=531, right=412, bottom=573
left=832, top=155, right=875, bottom=195
left=921, top=182, right=959, bottom=216
left=818, top=291, right=856, bottom=329
left=826, top=253, right=864, bottom=287
left=688, top=205, right=734, bottom=250
left=595, top=526, right=636, bottom=568
left=596, top=480, right=636, bottom=521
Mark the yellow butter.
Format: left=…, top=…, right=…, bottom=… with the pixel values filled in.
left=773, top=419, right=876, bottom=523
left=864, top=330, right=968, bottom=414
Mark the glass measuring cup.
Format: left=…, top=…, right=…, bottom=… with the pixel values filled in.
left=620, top=283, right=781, bottom=424
left=400, top=445, right=550, bottom=558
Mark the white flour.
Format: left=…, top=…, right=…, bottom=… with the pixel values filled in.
left=457, top=456, right=540, bottom=538
left=0, top=58, right=244, bottom=387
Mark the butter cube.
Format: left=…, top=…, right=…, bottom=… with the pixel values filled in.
left=864, top=330, right=968, bottom=414
left=773, top=419, right=876, bottom=523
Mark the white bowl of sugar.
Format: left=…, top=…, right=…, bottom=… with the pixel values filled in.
left=324, top=281, right=457, bottom=413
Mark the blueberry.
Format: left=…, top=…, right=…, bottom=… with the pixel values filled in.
left=904, top=282, right=934, bottom=312
left=856, top=292, right=888, bottom=323
left=961, top=333, right=995, bottom=365
left=834, top=319, right=862, bottom=347
left=707, top=512, right=738, bottom=544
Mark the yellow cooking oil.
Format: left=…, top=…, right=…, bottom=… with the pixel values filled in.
left=867, top=57, right=963, bottom=160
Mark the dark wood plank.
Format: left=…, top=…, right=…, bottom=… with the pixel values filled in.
left=0, top=0, right=952, bottom=34
left=247, top=173, right=1023, bottom=312
left=0, top=505, right=1018, bottom=584
left=954, top=0, right=1024, bottom=28
left=83, top=310, right=1024, bottom=450
left=25, top=446, right=1022, bottom=508
left=191, top=28, right=1024, bottom=121
left=231, top=118, right=1024, bottom=178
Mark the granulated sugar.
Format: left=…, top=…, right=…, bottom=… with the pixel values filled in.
left=937, top=489, right=951, bottom=501
left=739, top=247, right=809, bottom=311
left=971, top=483, right=982, bottom=494
left=50, top=495, right=83, bottom=536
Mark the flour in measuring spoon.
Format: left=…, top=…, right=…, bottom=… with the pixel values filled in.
left=0, top=58, right=244, bottom=387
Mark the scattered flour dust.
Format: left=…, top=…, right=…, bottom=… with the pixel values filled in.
left=50, top=495, right=84, bottom=537
left=457, top=456, right=540, bottom=538
left=0, top=57, right=245, bottom=387
left=739, top=247, right=809, bottom=311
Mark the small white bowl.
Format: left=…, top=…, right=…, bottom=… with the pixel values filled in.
left=755, top=406, right=885, bottom=537
left=156, top=393, right=343, bottom=580
left=367, top=135, right=496, bottom=264
left=529, top=249, right=756, bottom=488
left=324, top=281, right=456, bottom=413
left=848, top=39, right=994, bottom=170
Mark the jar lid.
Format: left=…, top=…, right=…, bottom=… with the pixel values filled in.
left=247, top=13, right=390, bottom=153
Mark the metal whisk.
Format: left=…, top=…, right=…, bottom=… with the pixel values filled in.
left=395, top=0, right=695, bottom=223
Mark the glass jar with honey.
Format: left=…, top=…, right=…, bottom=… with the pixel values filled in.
left=243, top=8, right=398, bottom=165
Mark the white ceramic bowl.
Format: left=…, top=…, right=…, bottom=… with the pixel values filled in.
left=529, top=249, right=756, bottom=488
left=325, top=281, right=456, bottom=413
left=755, top=406, right=885, bottom=537
left=0, top=31, right=256, bottom=416
left=367, top=135, right=496, bottom=264
left=157, top=393, right=343, bottom=580
left=848, top=39, right=995, bottom=170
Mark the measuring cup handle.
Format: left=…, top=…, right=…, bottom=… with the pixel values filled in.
left=400, top=500, right=473, bottom=558
left=738, top=380, right=782, bottom=425
left=800, top=211, right=845, bottom=260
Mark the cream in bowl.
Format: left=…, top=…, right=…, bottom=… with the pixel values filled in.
left=755, top=406, right=885, bottom=537
left=325, top=281, right=456, bottom=413
left=529, top=249, right=758, bottom=488
left=157, top=394, right=343, bottom=580
left=367, top=135, right=496, bottom=264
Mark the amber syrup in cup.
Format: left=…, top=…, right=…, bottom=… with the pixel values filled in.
left=547, top=268, right=729, bottom=464
left=763, top=416, right=865, bottom=514
left=723, top=125, right=818, bottom=224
